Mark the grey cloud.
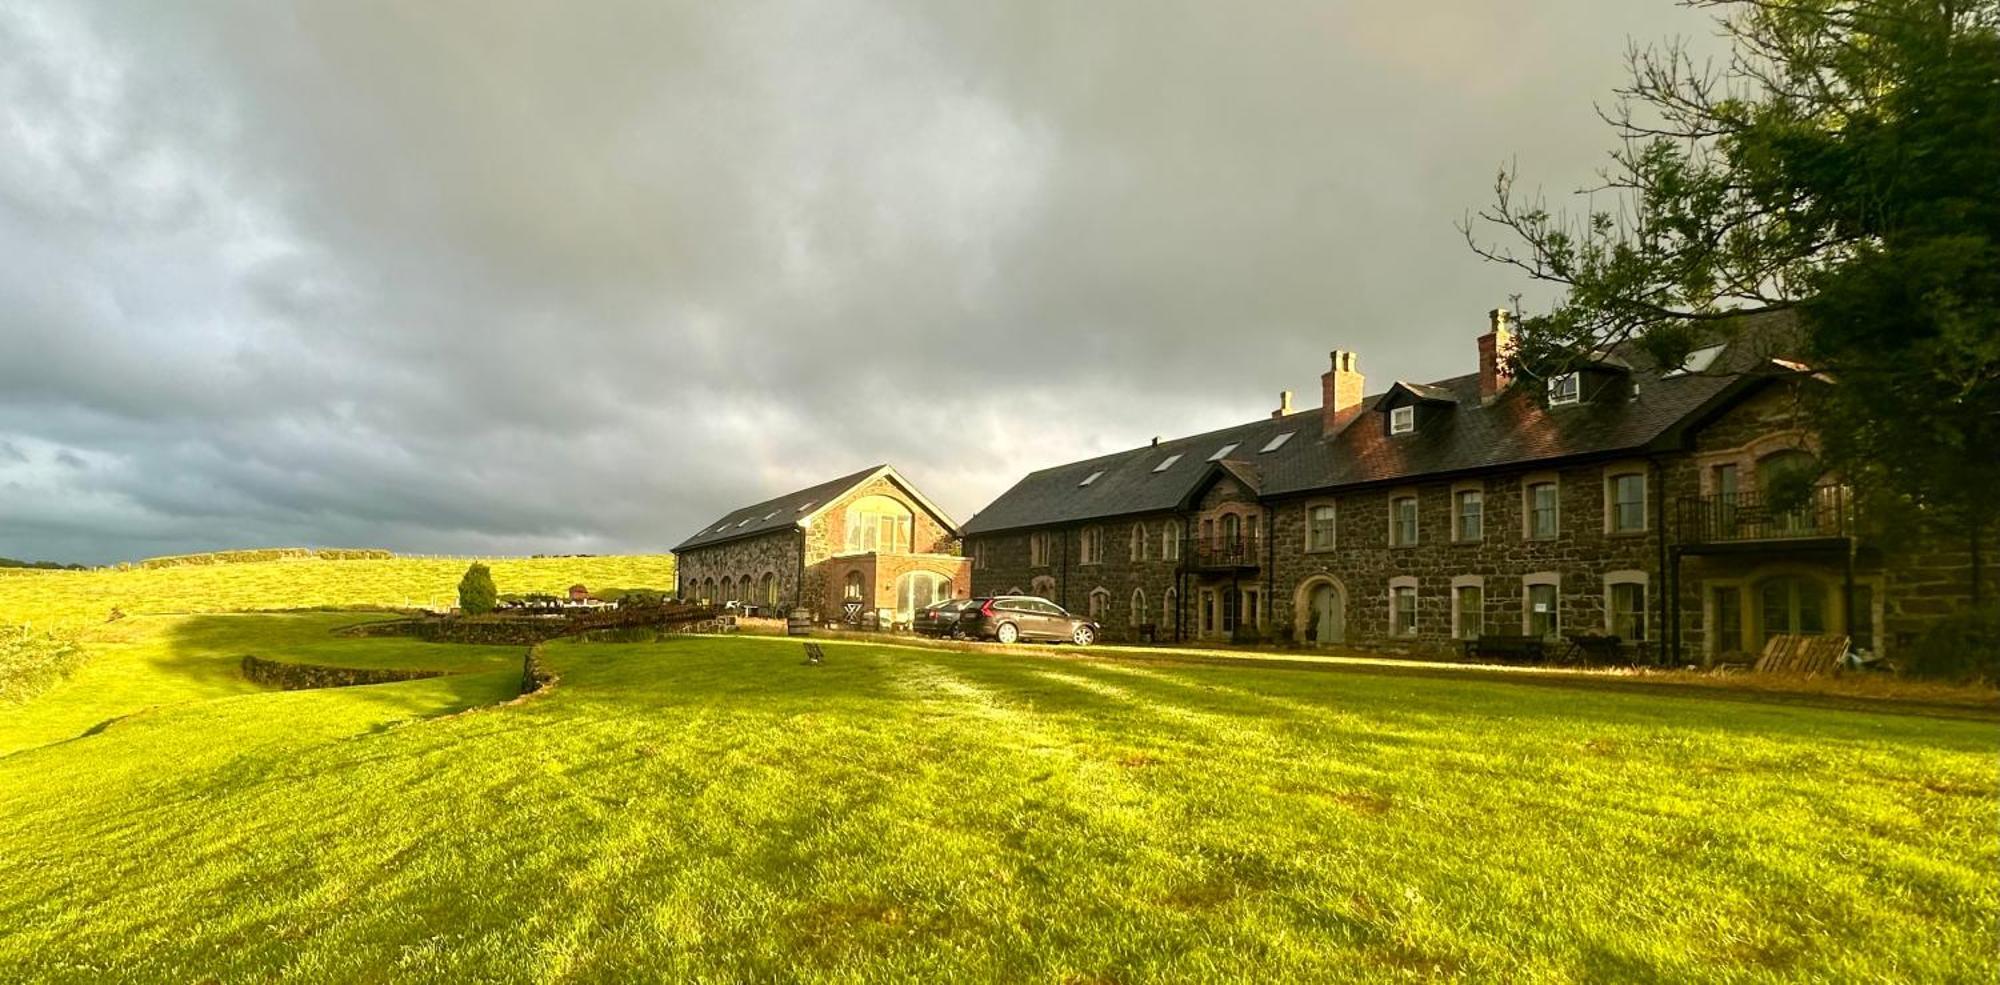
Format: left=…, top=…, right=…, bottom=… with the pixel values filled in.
left=0, top=0, right=1720, bottom=564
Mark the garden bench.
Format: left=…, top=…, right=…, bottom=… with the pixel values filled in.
left=1462, top=634, right=1548, bottom=663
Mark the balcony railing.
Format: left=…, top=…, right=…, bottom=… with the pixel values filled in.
left=1182, top=533, right=1263, bottom=570
left=1676, top=485, right=1850, bottom=547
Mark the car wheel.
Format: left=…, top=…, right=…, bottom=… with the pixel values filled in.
left=995, top=622, right=1020, bottom=645
left=1072, top=624, right=1096, bottom=646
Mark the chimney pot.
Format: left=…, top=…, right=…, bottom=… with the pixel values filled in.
left=1273, top=390, right=1294, bottom=418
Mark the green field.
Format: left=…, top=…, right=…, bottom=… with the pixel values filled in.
left=0, top=578, right=1994, bottom=981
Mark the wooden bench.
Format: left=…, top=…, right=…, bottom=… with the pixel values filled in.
left=1462, top=635, right=1548, bottom=663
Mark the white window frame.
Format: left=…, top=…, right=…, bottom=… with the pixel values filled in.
left=1605, top=467, right=1649, bottom=534
left=1079, top=526, right=1103, bottom=565
left=1548, top=372, right=1581, bottom=406
left=1523, top=474, right=1560, bottom=541
left=1163, top=520, right=1182, bottom=560
left=1389, top=405, right=1415, bottom=435
left=1605, top=570, right=1648, bottom=641
left=1388, top=576, right=1420, bottom=637
left=1451, top=574, right=1484, bottom=640
left=1390, top=494, right=1419, bottom=547
left=1029, top=532, right=1050, bottom=567
left=1452, top=483, right=1484, bottom=543
left=1306, top=502, right=1338, bottom=553
left=1088, top=587, right=1110, bottom=621
left=1130, top=588, right=1146, bottom=627
left=1523, top=571, right=1561, bottom=639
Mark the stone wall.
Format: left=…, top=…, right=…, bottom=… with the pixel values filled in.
left=674, top=530, right=801, bottom=610
left=240, top=654, right=444, bottom=690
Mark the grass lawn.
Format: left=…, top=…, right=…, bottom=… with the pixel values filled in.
left=1, top=617, right=1994, bottom=983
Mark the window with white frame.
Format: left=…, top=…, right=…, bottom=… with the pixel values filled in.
left=1391, top=496, right=1419, bottom=546
left=1390, top=579, right=1419, bottom=636
left=1607, top=573, right=1648, bottom=641
left=1080, top=526, right=1104, bottom=565
left=1308, top=504, right=1337, bottom=552
left=1088, top=587, right=1109, bottom=621
left=1454, top=489, right=1483, bottom=542
left=1163, top=520, right=1182, bottom=560
left=1453, top=582, right=1483, bottom=639
left=1029, top=532, right=1051, bottom=567
left=1390, top=405, right=1415, bottom=435
left=1524, top=574, right=1560, bottom=638
left=1131, top=524, right=1148, bottom=561
left=1130, top=588, right=1146, bottom=626
left=1608, top=471, right=1647, bottom=533
left=1527, top=481, right=1559, bottom=539
left=1548, top=372, right=1581, bottom=405
left=843, top=495, right=913, bottom=553
left=1163, top=588, right=1178, bottom=631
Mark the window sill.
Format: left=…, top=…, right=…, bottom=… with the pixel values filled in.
left=1606, top=529, right=1650, bottom=538
left=1305, top=546, right=1338, bottom=555
left=1451, top=536, right=1483, bottom=545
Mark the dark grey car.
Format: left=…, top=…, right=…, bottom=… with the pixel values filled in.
left=958, top=596, right=1100, bottom=646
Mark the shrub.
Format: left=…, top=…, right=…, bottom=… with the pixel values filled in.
left=618, top=589, right=666, bottom=608
left=458, top=563, right=499, bottom=615
left=1906, top=606, right=2000, bottom=682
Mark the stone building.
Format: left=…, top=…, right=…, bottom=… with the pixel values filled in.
left=673, top=464, right=970, bottom=627
left=961, top=309, right=1989, bottom=662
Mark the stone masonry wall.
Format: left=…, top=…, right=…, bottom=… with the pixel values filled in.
left=675, top=529, right=802, bottom=609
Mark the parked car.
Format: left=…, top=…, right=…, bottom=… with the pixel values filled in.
left=958, top=596, right=1099, bottom=646
left=913, top=599, right=974, bottom=638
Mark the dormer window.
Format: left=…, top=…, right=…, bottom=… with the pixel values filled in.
left=1079, top=470, right=1103, bottom=487
left=1548, top=373, right=1581, bottom=406
left=1389, top=405, right=1415, bottom=435
left=1207, top=442, right=1241, bottom=462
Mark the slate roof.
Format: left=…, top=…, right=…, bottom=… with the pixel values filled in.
left=961, top=316, right=1791, bottom=537
left=672, top=465, right=886, bottom=553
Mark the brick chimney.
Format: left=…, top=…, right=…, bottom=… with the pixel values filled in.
left=1321, top=350, right=1364, bottom=432
left=1272, top=390, right=1293, bottom=419
left=1478, top=307, right=1515, bottom=402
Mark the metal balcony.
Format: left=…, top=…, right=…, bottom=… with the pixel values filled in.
left=1181, top=533, right=1263, bottom=572
left=1675, top=485, right=1852, bottom=553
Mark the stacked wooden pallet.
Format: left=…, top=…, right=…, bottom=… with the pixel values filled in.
left=1754, top=634, right=1850, bottom=676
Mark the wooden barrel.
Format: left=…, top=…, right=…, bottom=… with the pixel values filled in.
left=786, top=608, right=813, bottom=636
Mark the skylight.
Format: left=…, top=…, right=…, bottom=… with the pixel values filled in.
left=762, top=511, right=778, bottom=521
left=1152, top=454, right=1183, bottom=473
left=1260, top=431, right=1294, bottom=453
left=1079, top=470, right=1104, bottom=487
left=796, top=501, right=815, bottom=512
left=714, top=525, right=728, bottom=533
left=1207, top=442, right=1241, bottom=462
left=1664, top=343, right=1727, bottom=377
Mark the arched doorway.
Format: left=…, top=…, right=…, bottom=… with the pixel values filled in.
left=1294, top=577, right=1346, bottom=646
left=895, top=571, right=949, bottom=623
left=1757, top=575, right=1827, bottom=641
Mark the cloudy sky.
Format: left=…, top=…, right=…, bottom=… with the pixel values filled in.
left=1, top=0, right=1721, bottom=564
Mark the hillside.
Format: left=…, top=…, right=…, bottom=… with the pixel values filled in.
left=0, top=553, right=674, bottom=704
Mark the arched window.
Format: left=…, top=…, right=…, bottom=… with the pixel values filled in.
left=844, top=495, right=914, bottom=554
left=1163, top=587, right=1178, bottom=631
left=843, top=570, right=864, bottom=600
left=1131, top=524, right=1147, bottom=562
left=1163, top=520, right=1183, bottom=560
left=700, top=577, right=716, bottom=604
left=719, top=576, right=734, bottom=602
left=760, top=572, right=778, bottom=609
left=1030, top=574, right=1057, bottom=600
left=1088, top=587, right=1110, bottom=620
left=895, top=571, right=949, bottom=621
left=1130, top=588, right=1146, bottom=626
